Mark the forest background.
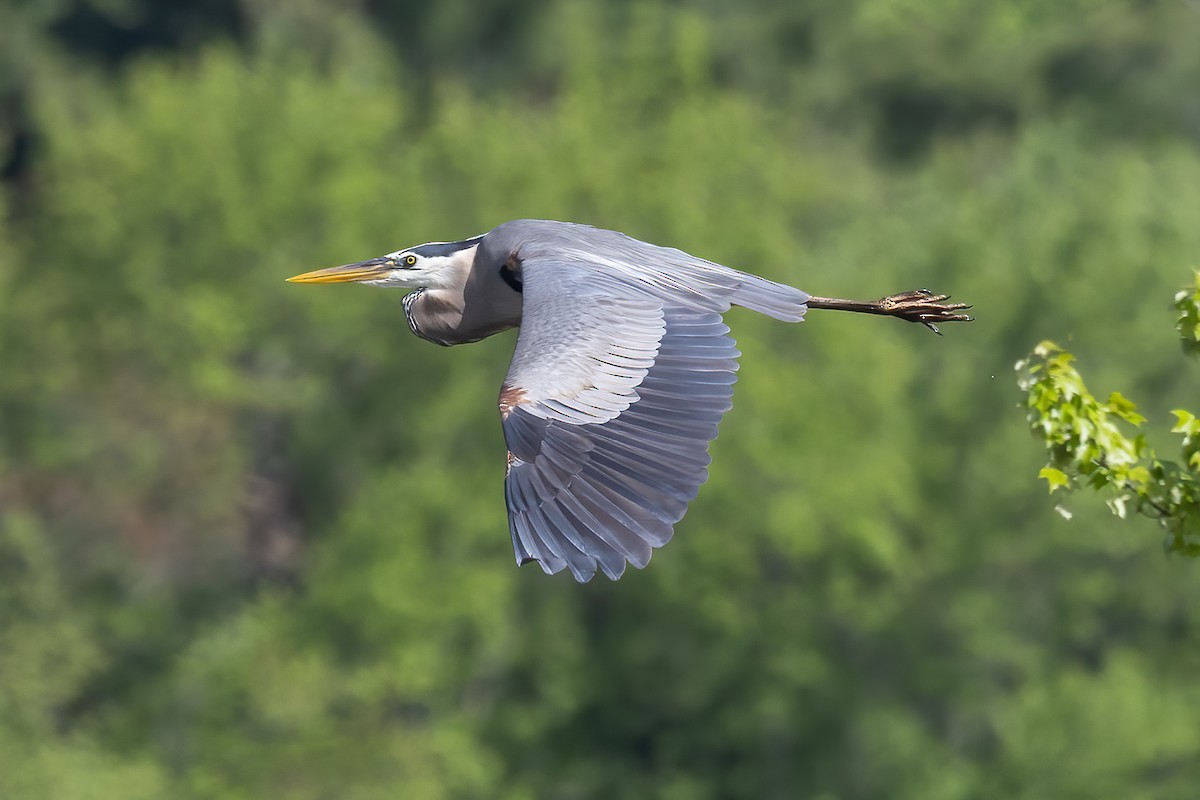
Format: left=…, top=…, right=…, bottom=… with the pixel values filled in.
left=2, top=1, right=1199, bottom=797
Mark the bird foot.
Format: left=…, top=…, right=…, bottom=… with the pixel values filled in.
left=876, top=289, right=974, bottom=335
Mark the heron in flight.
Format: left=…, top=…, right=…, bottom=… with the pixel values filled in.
left=288, top=219, right=971, bottom=582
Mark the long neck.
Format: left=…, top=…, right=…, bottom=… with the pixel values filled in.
left=402, top=256, right=523, bottom=346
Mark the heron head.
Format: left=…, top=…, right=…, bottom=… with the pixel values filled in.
left=287, top=236, right=483, bottom=290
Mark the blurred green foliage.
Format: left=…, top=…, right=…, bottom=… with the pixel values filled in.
left=2, top=1, right=1200, bottom=798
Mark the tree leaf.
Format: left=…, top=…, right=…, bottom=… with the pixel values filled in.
left=1039, top=467, right=1071, bottom=493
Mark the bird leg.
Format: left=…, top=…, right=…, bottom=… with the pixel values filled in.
left=806, top=289, right=973, bottom=335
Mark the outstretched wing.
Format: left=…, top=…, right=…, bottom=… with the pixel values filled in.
left=500, top=259, right=742, bottom=581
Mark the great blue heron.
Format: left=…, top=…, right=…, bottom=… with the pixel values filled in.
left=288, top=219, right=971, bottom=582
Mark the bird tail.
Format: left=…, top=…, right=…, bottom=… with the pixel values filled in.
left=726, top=271, right=810, bottom=323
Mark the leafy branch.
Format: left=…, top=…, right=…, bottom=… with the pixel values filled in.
left=1015, top=272, right=1200, bottom=555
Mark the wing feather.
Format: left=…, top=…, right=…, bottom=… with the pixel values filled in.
left=500, top=256, right=747, bottom=581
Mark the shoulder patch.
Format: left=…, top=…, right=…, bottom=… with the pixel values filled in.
left=500, top=251, right=523, bottom=293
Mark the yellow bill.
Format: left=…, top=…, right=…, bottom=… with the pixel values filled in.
left=286, top=257, right=391, bottom=284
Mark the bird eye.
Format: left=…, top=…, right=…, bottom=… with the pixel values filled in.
left=403, top=254, right=418, bottom=267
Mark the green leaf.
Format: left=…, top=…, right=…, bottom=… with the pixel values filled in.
left=1126, top=465, right=1152, bottom=486
left=1039, top=467, right=1071, bottom=493
left=1107, top=496, right=1128, bottom=519
left=1107, top=392, right=1146, bottom=425
left=1175, top=271, right=1200, bottom=357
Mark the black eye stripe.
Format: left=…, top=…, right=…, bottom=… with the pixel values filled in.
left=409, top=235, right=484, bottom=258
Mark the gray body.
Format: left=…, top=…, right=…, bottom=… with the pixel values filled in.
left=402, top=220, right=806, bottom=346
left=400, top=220, right=808, bottom=582
left=288, top=218, right=970, bottom=582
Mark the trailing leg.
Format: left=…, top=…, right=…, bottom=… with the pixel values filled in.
left=807, top=288, right=973, bottom=334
